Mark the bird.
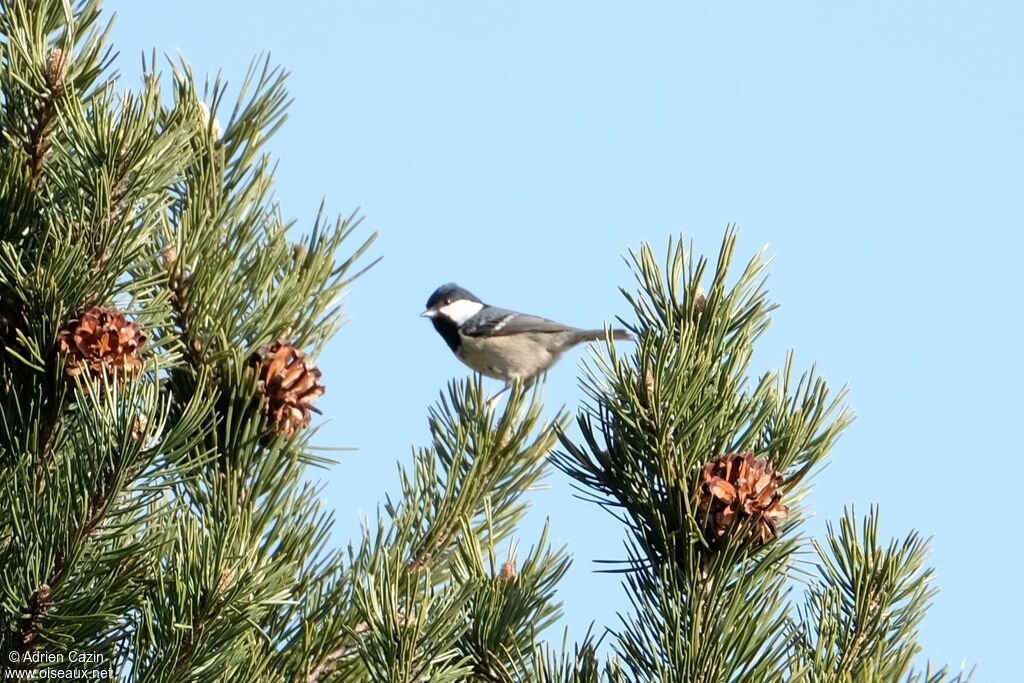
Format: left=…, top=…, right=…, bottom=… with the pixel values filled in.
left=421, top=283, right=631, bottom=389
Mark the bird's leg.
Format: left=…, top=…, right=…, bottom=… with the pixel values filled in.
left=486, top=383, right=511, bottom=410
left=486, top=374, right=540, bottom=410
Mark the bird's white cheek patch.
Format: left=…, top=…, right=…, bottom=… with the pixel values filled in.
left=440, top=299, right=484, bottom=324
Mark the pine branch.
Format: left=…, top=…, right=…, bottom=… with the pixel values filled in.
left=305, top=380, right=564, bottom=681
left=905, top=662, right=975, bottom=683
left=23, top=47, right=67, bottom=186
left=0, top=3, right=973, bottom=680
left=553, top=231, right=851, bottom=681
left=449, top=517, right=572, bottom=680
left=307, top=622, right=370, bottom=683
left=790, top=506, right=955, bottom=683
left=531, top=628, right=620, bottom=683
left=2, top=366, right=213, bottom=667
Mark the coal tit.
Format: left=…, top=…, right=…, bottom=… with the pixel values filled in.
left=421, top=283, right=631, bottom=388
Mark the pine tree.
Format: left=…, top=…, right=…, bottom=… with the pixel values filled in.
left=0, top=2, right=971, bottom=681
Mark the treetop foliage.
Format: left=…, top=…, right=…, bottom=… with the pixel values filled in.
left=0, top=2, right=972, bottom=681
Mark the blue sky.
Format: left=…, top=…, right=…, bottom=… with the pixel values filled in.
left=107, top=1, right=1021, bottom=677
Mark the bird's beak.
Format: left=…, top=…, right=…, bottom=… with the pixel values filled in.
left=420, top=309, right=437, bottom=319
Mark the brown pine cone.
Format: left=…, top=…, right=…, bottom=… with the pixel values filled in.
left=698, top=452, right=789, bottom=545
left=57, top=306, right=146, bottom=381
left=249, top=340, right=325, bottom=437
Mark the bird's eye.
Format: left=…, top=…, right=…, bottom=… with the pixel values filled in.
left=444, top=298, right=452, bottom=305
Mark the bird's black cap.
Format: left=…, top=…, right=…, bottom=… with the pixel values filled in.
left=425, top=283, right=482, bottom=310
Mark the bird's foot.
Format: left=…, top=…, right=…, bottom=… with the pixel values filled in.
left=486, top=385, right=509, bottom=411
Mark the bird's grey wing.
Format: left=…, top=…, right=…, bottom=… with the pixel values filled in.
left=461, top=308, right=576, bottom=337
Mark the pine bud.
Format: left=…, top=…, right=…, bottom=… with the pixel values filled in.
left=637, top=369, right=655, bottom=411
left=217, top=568, right=235, bottom=594
left=197, top=101, right=222, bottom=141
left=88, top=249, right=111, bottom=276
left=693, top=285, right=707, bottom=313
left=498, top=560, right=517, bottom=582
left=131, top=418, right=147, bottom=443
left=162, top=246, right=178, bottom=269
left=46, top=49, right=68, bottom=92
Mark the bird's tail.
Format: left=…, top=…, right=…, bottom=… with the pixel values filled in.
left=572, top=328, right=633, bottom=344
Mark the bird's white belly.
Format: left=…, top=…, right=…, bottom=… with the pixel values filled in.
left=456, top=334, right=562, bottom=382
